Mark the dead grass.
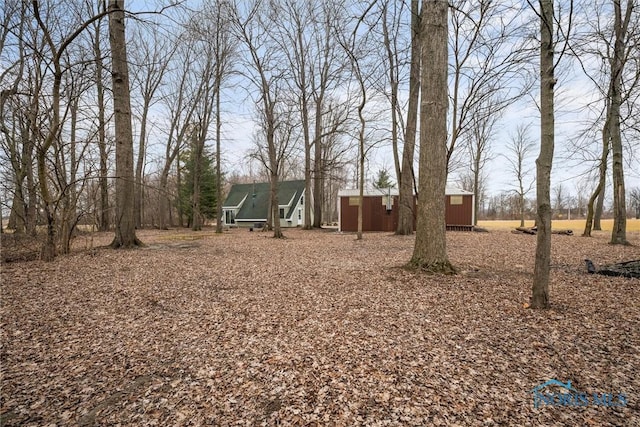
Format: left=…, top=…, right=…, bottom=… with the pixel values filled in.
left=478, top=218, right=640, bottom=232
left=1, top=228, right=639, bottom=426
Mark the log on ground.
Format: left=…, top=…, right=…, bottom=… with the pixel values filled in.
left=596, top=260, right=640, bottom=279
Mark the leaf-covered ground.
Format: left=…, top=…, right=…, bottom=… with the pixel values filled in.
left=1, top=228, right=639, bottom=426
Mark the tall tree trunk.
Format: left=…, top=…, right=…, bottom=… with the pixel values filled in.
left=270, top=173, right=282, bottom=238
left=109, top=0, right=141, bottom=248
left=8, top=120, right=28, bottom=233
left=192, top=126, right=203, bottom=231
left=37, top=144, right=56, bottom=261
left=267, top=118, right=283, bottom=238
left=519, top=190, right=526, bottom=227
left=356, top=95, right=365, bottom=241
left=301, top=105, right=311, bottom=230
left=60, top=100, right=79, bottom=254
left=304, top=132, right=312, bottom=229
left=583, top=118, right=609, bottom=236
left=8, top=186, right=26, bottom=233
left=215, top=81, right=223, bottom=233
left=22, top=64, right=40, bottom=237
left=32, top=3, right=61, bottom=261
left=609, top=0, right=630, bottom=245
left=158, top=136, right=183, bottom=230
left=158, top=170, right=170, bottom=230
left=25, top=73, right=40, bottom=237
left=409, top=0, right=454, bottom=274
left=531, top=0, right=555, bottom=309
left=297, top=35, right=312, bottom=230
left=134, top=106, right=148, bottom=229
left=593, top=179, right=605, bottom=230
left=397, top=0, right=420, bottom=236
left=473, top=161, right=480, bottom=226
left=94, top=16, right=110, bottom=232
left=97, top=74, right=109, bottom=232
left=176, top=151, right=184, bottom=227
left=382, top=3, right=401, bottom=186
left=268, top=139, right=283, bottom=238
left=25, top=153, right=37, bottom=236
left=313, top=100, right=323, bottom=228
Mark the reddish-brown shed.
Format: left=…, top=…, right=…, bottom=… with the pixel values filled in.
left=338, top=187, right=474, bottom=232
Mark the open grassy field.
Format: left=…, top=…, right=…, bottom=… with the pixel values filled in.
left=478, top=218, right=640, bottom=232
left=1, top=228, right=639, bottom=425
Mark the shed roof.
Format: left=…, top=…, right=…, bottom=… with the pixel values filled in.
left=338, top=186, right=473, bottom=197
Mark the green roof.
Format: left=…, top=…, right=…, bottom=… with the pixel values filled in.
left=223, top=180, right=306, bottom=221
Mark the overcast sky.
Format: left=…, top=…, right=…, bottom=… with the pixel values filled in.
left=138, top=0, right=639, bottom=203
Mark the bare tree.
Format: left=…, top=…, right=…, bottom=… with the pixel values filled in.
left=608, top=0, right=635, bottom=245
left=207, top=1, right=234, bottom=234
left=584, top=119, right=610, bottom=235
left=319, top=99, right=353, bottom=224
left=0, top=0, right=37, bottom=236
left=168, top=2, right=235, bottom=232
left=129, top=25, right=173, bottom=229
left=184, top=8, right=231, bottom=232
left=30, top=1, right=113, bottom=259
left=572, top=1, right=639, bottom=238
left=378, top=0, right=408, bottom=187
left=531, top=0, right=563, bottom=309
left=336, top=2, right=383, bottom=241
left=270, top=2, right=350, bottom=230
left=464, top=99, right=498, bottom=226
left=153, top=3, right=228, bottom=231
left=3, top=1, right=112, bottom=253
left=109, top=0, right=141, bottom=248
left=156, top=36, right=200, bottom=230
left=553, top=183, right=566, bottom=218
left=573, top=179, right=590, bottom=218
left=190, top=123, right=205, bottom=231
left=504, top=124, right=535, bottom=227
left=397, top=0, right=420, bottom=235
left=629, top=186, right=640, bottom=219
left=57, top=51, right=95, bottom=254
left=90, top=9, right=110, bottom=232
left=270, top=1, right=313, bottom=228
left=232, top=1, right=287, bottom=238
left=410, top=0, right=454, bottom=273
left=31, top=2, right=71, bottom=259
left=446, top=0, right=532, bottom=176
left=308, top=3, right=350, bottom=229
left=247, top=105, right=299, bottom=192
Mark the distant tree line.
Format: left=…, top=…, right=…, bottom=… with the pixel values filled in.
left=0, top=0, right=637, bottom=279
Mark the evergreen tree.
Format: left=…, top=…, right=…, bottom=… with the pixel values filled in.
left=178, top=148, right=218, bottom=227
left=373, top=168, right=395, bottom=189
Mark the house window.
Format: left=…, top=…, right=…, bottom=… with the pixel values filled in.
left=450, top=195, right=463, bottom=205
left=225, top=210, right=235, bottom=224
left=279, top=208, right=285, bottom=218
left=300, top=195, right=304, bottom=205
left=349, top=197, right=360, bottom=206
left=298, top=208, right=302, bottom=220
